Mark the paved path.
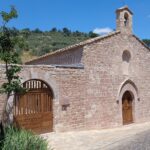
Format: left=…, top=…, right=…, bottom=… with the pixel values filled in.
left=41, top=122, right=150, bottom=150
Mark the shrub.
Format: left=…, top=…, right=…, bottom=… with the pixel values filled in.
left=2, top=126, right=48, bottom=150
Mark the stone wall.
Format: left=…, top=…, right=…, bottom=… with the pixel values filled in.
left=81, top=32, right=150, bottom=129
left=21, top=65, right=88, bottom=132
left=26, top=47, right=83, bottom=65
left=0, top=32, right=150, bottom=132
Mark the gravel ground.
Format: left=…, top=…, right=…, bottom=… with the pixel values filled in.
left=108, top=130, right=150, bottom=150
left=41, top=122, right=150, bottom=150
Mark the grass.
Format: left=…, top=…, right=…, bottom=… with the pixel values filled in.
left=0, top=126, right=49, bottom=150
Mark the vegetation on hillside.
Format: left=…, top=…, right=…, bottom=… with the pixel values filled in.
left=1, top=26, right=150, bottom=63
left=143, top=39, right=150, bottom=47
left=15, top=29, right=150, bottom=61
left=7, top=27, right=98, bottom=62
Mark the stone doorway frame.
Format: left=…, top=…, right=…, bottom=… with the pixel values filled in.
left=117, top=79, right=139, bottom=124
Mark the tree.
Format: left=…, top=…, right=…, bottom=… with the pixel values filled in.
left=0, top=6, right=25, bottom=126
left=32, top=28, right=42, bottom=33
left=89, top=31, right=99, bottom=38
left=143, top=39, right=150, bottom=47
left=21, top=28, right=31, bottom=39
left=50, top=27, right=57, bottom=32
left=73, top=30, right=82, bottom=36
left=62, top=27, right=71, bottom=36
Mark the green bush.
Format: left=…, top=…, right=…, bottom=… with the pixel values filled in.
left=1, top=126, right=48, bottom=150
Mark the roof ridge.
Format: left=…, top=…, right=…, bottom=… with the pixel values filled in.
left=25, top=31, right=120, bottom=64
left=132, top=34, right=150, bottom=51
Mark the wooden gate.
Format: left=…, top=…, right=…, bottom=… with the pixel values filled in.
left=13, top=79, right=53, bottom=134
left=122, top=91, right=133, bottom=125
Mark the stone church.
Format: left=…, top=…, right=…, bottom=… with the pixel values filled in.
left=0, top=6, right=150, bottom=133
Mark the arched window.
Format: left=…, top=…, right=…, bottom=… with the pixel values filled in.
left=124, top=13, right=129, bottom=27
left=122, top=50, right=131, bottom=62
left=122, top=50, right=131, bottom=75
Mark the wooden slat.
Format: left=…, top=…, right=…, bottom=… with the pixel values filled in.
left=13, top=79, right=53, bottom=134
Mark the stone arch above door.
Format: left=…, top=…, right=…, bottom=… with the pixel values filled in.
left=13, top=79, right=54, bottom=133
left=20, top=68, right=59, bottom=100
left=117, top=79, right=139, bottom=103
left=117, top=79, right=139, bottom=124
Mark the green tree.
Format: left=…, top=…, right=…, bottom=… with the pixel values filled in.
left=89, top=31, right=99, bottom=38
left=50, top=27, right=57, bottom=32
left=63, top=27, right=71, bottom=36
left=143, top=39, right=150, bottom=47
left=32, top=28, right=42, bottom=33
left=0, top=6, right=25, bottom=126
left=21, top=28, right=31, bottom=39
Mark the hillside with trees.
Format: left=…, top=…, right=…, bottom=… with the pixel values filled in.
left=1, top=27, right=150, bottom=63
left=9, top=27, right=98, bottom=62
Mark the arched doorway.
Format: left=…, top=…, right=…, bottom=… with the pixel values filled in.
left=122, top=91, right=133, bottom=124
left=13, top=79, right=53, bottom=133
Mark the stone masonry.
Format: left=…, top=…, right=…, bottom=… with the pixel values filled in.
left=0, top=6, right=150, bottom=132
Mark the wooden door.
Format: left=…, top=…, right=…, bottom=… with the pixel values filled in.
left=122, top=91, right=133, bottom=124
left=13, top=80, right=53, bottom=134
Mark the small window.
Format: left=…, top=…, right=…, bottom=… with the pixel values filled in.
left=122, top=50, right=131, bottom=62
left=124, top=13, right=129, bottom=27
left=122, top=50, right=131, bottom=75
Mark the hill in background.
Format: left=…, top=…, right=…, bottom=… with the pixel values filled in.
left=5, top=27, right=150, bottom=63
left=14, top=27, right=98, bottom=62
